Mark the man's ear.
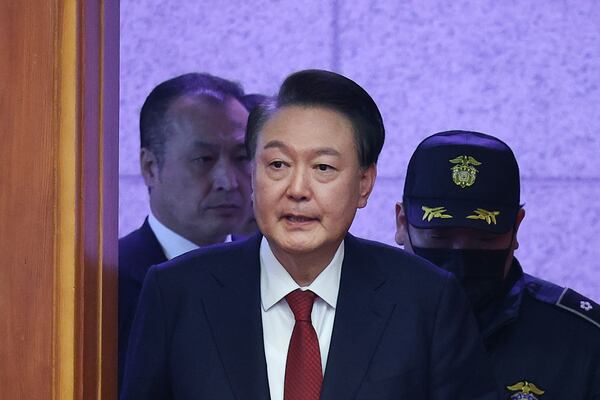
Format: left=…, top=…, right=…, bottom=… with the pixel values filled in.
left=357, top=164, right=377, bottom=209
left=140, top=148, right=161, bottom=189
left=512, top=208, right=526, bottom=250
left=395, top=202, right=408, bottom=245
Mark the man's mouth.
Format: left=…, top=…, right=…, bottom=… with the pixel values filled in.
left=282, top=214, right=319, bottom=223
left=206, top=204, right=241, bottom=214
left=208, top=204, right=240, bottom=210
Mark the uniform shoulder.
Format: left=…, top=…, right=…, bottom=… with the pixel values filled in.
left=554, top=288, right=600, bottom=330
left=524, top=274, right=600, bottom=330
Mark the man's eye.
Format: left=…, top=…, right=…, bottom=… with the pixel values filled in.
left=269, top=160, right=285, bottom=169
left=192, top=155, right=214, bottom=163
left=316, top=164, right=334, bottom=172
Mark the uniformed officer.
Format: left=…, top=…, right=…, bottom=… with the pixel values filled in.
left=395, top=130, right=600, bottom=399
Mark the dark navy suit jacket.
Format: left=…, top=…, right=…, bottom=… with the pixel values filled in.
left=118, top=219, right=167, bottom=389
left=121, top=234, right=499, bottom=400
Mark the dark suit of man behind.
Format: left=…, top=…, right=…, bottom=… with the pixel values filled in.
left=121, top=69, right=499, bottom=399
left=118, top=218, right=166, bottom=387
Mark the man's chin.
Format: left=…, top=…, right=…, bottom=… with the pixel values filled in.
left=268, top=232, right=327, bottom=255
left=205, top=207, right=242, bottom=219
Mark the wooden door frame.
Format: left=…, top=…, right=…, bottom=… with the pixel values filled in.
left=0, top=1, right=119, bottom=398
left=59, top=1, right=120, bottom=398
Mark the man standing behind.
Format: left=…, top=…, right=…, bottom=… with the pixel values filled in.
left=118, top=73, right=252, bottom=387
left=396, top=130, right=600, bottom=399
left=121, top=70, right=499, bottom=400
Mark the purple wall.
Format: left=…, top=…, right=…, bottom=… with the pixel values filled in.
left=120, top=0, right=600, bottom=299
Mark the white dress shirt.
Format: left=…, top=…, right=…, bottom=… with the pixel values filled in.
left=260, top=237, right=343, bottom=400
left=147, top=212, right=230, bottom=260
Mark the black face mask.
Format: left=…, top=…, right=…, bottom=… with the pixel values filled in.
left=411, top=246, right=510, bottom=312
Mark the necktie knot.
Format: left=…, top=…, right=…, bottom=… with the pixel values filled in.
left=285, top=289, right=316, bottom=322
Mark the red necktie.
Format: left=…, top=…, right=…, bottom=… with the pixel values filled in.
left=284, top=289, right=322, bottom=400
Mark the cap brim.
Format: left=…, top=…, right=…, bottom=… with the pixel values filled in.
left=405, top=197, right=519, bottom=234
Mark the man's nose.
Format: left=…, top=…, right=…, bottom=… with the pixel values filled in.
left=213, top=159, right=240, bottom=191
left=286, top=167, right=311, bottom=201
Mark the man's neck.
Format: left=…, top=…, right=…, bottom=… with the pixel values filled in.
left=268, top=241, right=342, bottom=287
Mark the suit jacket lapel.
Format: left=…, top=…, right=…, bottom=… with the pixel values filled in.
left=321, top=235, right=396, bottom=400
left=201, top=235, right=271, bottom=400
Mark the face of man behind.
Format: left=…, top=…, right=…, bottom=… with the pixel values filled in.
left=142, top=95, right=252, bottom=246
left=396, top=203, right=525, bottom=311
left=251, top=105, right=376, bottom=283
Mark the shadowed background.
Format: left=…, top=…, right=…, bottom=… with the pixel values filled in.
left=119, top=0, right=600, bottom=298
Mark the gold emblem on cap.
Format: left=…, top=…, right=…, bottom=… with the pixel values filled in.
left=421, top=206, right=453, bottom=222
left=449, top=155, right=481, bottom=188
left=467, top=208, right=500, bottom=225
left=506, top=380, right=545, bottom=399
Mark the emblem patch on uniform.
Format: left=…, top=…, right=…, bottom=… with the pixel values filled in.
left=449, top=155, right=482, bottom=188
left=506, top=381, right=545, bottom=399
left=421, top=206, right=453, bottom=221
left=580, top=301, right=593, bottom=311
left=467, top=208, right=500, bottom=225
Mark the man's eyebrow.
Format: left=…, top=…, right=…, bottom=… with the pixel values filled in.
left=314, top=147, right=341, bottom=157
left=263, top=140, right=288, bottom=151
left=190, top=140, right=216, bottom=149
left=262, top=141, right=340, bottom=157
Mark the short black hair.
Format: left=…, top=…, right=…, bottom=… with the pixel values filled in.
left=245, top=69, right=385, bottom=168
left=140, top=72, right=245, bottom=167
left=241, top=93, right=268, bottom=113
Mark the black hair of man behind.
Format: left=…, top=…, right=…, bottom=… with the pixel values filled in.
left=245, top=69, right=385, bottom=168
left=241, top=93, right=269, bottom=113
left=140, top=72, right=245, bottom=168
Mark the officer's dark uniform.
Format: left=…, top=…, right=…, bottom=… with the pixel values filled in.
left=481, top=259, right=600, bottom=399
left=401, top=130, right=600, bottom=400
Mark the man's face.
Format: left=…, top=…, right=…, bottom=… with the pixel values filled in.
left=252, top=106, right=375, bottom=261
left=395, top=204, right=525, bottom=277
left=405, top=226, right=514, bottom=252
left=142, top=95, right=251, bottom=245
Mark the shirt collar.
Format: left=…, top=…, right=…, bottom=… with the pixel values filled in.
left=260, top=236, right=344, bottom=312
left=148, top=212, right=200, bottom=260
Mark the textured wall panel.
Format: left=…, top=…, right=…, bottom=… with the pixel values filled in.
left=120, top=0, right=335, bottom=175
left=518, top=178, right=600, bottom=299
left=338, top=0, right=600, bottom=179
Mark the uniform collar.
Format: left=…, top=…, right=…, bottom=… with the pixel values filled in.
left=479, top=258, right=526, bottom=338
left=259, top=237, right=344, bottom=312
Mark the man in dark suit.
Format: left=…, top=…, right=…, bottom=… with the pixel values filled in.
left=118, top=73, right=253, bottom=388
left=121, top=70, right=499, bottom=399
